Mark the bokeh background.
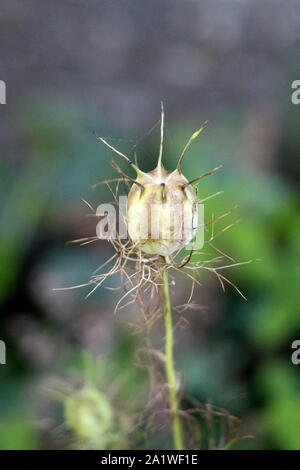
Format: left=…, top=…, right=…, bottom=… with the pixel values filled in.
left=1, top=0, right=300, bottom=450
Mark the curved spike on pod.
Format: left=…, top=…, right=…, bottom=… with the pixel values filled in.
left=110, top=160, right=145, bottom=189
left=182, top=165, right=223, bottom=188
left=176, top=120, right=208, bottom=173
left=94, top=132, right=141, bottom=175
left=156, top=101, right=165, bottom=176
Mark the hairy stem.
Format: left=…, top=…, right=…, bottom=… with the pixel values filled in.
left=162, top=268, right=185, bottom=450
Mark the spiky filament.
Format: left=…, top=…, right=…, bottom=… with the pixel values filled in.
left=156, top=101, right=165, bottom=176
left=94, top=132, right=141, bottom=175
left=183, top=165, right=223, bottom=187
left=177, top=121, right=208, bottom=173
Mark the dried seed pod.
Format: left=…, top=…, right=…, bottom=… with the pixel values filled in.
left=127, top=165, right=198, bottom=256
left=125, top=105, right=206, bottom=257
left=96, top=105, right=210, bottom=258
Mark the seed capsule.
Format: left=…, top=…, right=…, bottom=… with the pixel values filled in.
left=96, top=104, right=209, bottom=258
left=127, top=165, right=198, bottom=256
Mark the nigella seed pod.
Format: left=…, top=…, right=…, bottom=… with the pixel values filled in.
left=127, top=165, right=198, bottom=256
left=125, top=105, right=208, bottom=257
left=95, top=104, right=215, bottom=258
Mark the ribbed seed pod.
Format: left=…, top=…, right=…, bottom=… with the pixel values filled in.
left=125, top=107, right=208, bottom=257
left=96, top=105, right=210, bottom=258
left=127, top=164, right=198, bottom=256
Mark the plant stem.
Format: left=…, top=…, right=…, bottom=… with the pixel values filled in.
left=162, top=268, right=185, bottom=450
